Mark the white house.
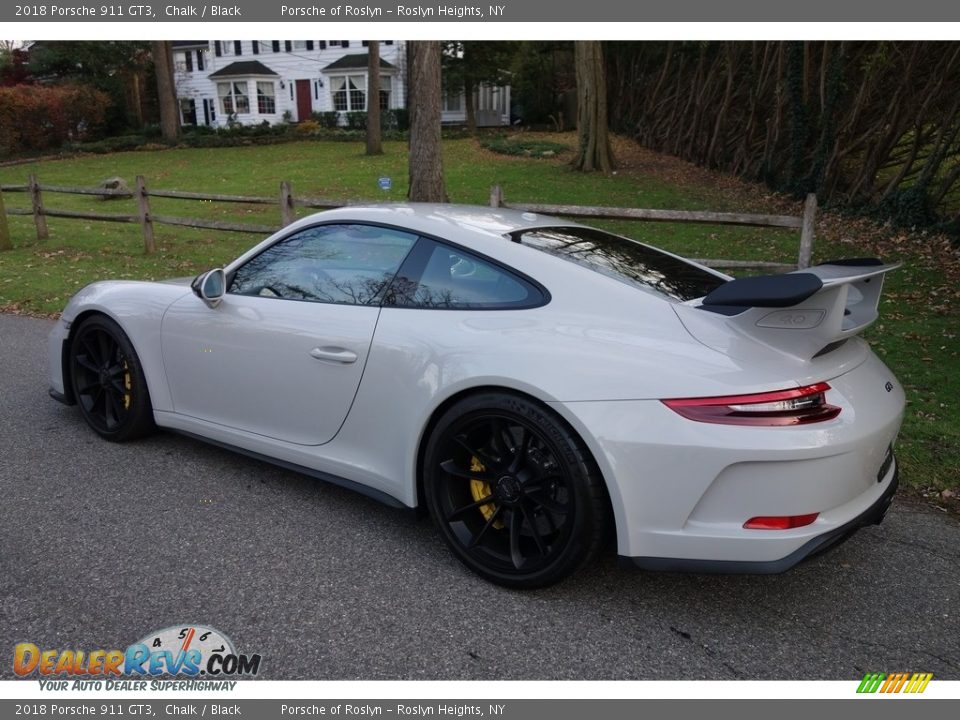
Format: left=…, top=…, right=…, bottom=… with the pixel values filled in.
left=171, top=40, right=510, bottom=128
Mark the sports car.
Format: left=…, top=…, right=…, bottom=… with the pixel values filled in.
left=48, top=204, right=904, bottom=587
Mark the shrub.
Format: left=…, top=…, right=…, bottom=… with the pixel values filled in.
left=295, top=120, right=321, bottom=135
left=480, top=135, right=570, bottom=158
left=392, top=108, right=410, bottom=131
left=0, top=84, right=110, bottom=157
left=65, top=134, right=146, bottom=154
left=311, top=111, right=341, bottom=129
left=346, top=111, right=367, bottom=131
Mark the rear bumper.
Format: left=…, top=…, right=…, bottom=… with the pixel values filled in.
left=619, top=459, right=898, bottom=574
left=550, top=348, right=905, bottom=567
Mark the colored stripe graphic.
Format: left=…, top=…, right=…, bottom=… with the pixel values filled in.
left=857, top=672, right=932, bottom=694
left=857, top=673, right=885, bottom=693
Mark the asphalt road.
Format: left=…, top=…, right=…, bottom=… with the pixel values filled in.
left=1, top=313, right=959, bottom=681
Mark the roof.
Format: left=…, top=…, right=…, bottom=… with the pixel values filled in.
left=284, top=204, right=569, bottom=244
left=172, top=41, right=208, bottom=49
left=323, top=54, right=397, bottom=72
left=208, top=61, right=279, bottom=78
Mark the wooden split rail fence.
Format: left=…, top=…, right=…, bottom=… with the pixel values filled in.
left=0, top=176, right=817, bottom=270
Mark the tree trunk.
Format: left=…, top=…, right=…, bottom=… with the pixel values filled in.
left=408, top=41, right=447, bottom=202
left=464, top=78, right=477, bottom=135
left=125, top=70, right=144, bottom=129
left=152, top=41, right=179, bottom=142
left=366, top=41, right=383, bottom=155
left=572, top=41, right=614, bottom=173
left=464, top=77, right=477, bottom=135
left=0, top=190, right=12, bottom=252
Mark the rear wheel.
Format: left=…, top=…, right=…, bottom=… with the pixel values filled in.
left=424, top=392, right=608, bottom=588
left=69, top=315, right=155, bottom=442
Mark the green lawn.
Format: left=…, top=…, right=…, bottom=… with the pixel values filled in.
left=0, top=136, right=956, bottom=500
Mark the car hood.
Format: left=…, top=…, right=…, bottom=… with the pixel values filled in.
left=158, top=276, right=194, bottom=286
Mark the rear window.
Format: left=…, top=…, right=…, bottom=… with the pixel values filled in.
left=511, top=226, right=726, bottom=302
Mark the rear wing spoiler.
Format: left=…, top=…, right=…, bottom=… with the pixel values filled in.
left=674, top=259, right=901, bottom=360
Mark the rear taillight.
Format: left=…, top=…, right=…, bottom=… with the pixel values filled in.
left=743, top=513, right=819, bottom=530
left=662, top=382, right=841, bottom=426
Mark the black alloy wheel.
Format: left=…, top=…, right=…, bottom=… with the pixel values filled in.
left=69, top=315, right=155, bottom=442
left=425, top=392, right=608, bottom=588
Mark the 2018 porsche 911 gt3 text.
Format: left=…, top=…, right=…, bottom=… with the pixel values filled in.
left=48, top=205, right=905, bottom=587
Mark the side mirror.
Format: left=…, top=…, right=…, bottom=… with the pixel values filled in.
left=191, top=268, right=226, bottom=309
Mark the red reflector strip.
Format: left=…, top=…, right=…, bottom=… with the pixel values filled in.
left=743, top=513, right=819, bottom=530
left=661, top=383, right=841, bottom=426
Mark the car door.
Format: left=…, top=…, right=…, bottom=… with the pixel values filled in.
left=160, top=223, right=419, bottom=446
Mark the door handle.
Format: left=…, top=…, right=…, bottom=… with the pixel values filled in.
left=309, top=346, right=358, bottom=364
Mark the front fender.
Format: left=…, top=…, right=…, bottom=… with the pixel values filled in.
left=56, top=281, right=193, bottom=413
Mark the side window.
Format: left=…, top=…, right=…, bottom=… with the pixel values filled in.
left=385, top=239, right=543, bottom=309
left=229, top=224, right=418, bottom=306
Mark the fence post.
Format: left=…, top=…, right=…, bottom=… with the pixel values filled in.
left=135, top=175, right=156, bottom=255
left=0, top=186, right=12, bottom=251
left=798, top=193, right=817, bottom=269
left=490, top=185, right=503, bottom=208
left=28, top=174, right=49, bottom=242
left=280, top=180, right=295, bottom=227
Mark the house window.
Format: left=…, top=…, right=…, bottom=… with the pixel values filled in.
left=184, top=52, right=193, bottom=72
left=330, top=75, right=366, bottom=111
left=234, top=40, right=243, bottom=56
left=443, top=92, right=462, bottom=112
left=379, top=76, right=392, bottom=111
left=196, top=50, right=205, bottom=71
left=218, top=81, right=249, bottom=115
left=252, top=41, right=260, bottom=55
left=203, top=98, right=216, bottom=125
left=272, top=41, right=280, bottom=52
left=256, top=81, right=276, bottom=114
left=179, top=98, right=197, bottom=126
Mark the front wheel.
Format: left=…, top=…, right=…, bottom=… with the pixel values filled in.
left=69, top=314, right=155, bottom=442
left=424, top=392, right=609, bottom=588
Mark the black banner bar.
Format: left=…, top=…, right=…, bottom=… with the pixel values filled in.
left=4, top=0, right=960, bottom=23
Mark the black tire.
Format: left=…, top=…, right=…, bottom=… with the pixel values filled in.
left=69, top=314, right=155, bottom=442
left=424, top=392, right=609, bottom=588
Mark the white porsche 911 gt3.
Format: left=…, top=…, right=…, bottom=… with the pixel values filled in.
left=48, top=204, right=904, bottom=587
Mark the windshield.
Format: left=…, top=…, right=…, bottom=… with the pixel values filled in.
left=511, top=226, right=727, bottom=302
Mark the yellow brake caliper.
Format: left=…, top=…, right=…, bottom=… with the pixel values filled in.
left=123, top=361, right=132, bottom=410
left=469, top=457, right=504, bottom=529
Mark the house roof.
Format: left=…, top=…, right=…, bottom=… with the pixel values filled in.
left=323, top=54, right=397, bottom=72
left=208, top=61, right=279, bottom=78
left=172, top=41, right=208, bottom=49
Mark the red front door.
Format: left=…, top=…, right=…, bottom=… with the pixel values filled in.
left=295, top=79, right=312, bottom=121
